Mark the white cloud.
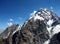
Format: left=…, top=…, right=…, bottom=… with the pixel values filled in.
left=7, top=22, right=13, bottom=26
left=7, top=18, right=13, bottom=26
left=50, top=6, right=53, bottom=10
left=10, top=18, right=13, bottom=21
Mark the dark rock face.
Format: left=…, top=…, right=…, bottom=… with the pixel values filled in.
left=0, top=19, right=49, bottom=44
left=12, top=31, right=19, bottom=44
left=12, top=19, right=49, bottom=44
left=49, top=32, right=60, bottom=44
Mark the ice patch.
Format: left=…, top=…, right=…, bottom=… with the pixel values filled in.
left=47, top=27, right=52, bottom=37
left=47, top=19, right=54, bottom=27
left=51, top=25, right=60, bottom=36
left=44, top=40, right=50, bottom=44
left=37, top=12, right=41, bottom=14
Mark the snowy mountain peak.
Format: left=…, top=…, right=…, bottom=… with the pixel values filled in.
left=35, top=8, right=53, bottom=20
left=29, top=8, right=59, bottom=27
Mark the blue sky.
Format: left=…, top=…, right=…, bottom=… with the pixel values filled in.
left=0, top=0, right=60, bottom=32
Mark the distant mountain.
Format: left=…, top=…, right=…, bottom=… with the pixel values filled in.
left=0, top=8, right=60, bottom=44
left=0, top=24, right=21, bottom=44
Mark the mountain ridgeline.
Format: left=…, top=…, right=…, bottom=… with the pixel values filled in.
left=0, top=8, right=60, bottom=44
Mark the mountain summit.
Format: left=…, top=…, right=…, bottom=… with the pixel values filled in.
left=0, top=8, right=60, bottom=44
left=30, top=8, right=59, bottom=27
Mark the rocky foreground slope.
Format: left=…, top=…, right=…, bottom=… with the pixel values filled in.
left=0, top=8, right=60, bottom=44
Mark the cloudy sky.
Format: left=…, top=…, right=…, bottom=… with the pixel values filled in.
left=0, top=0, right=60, bottom=32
